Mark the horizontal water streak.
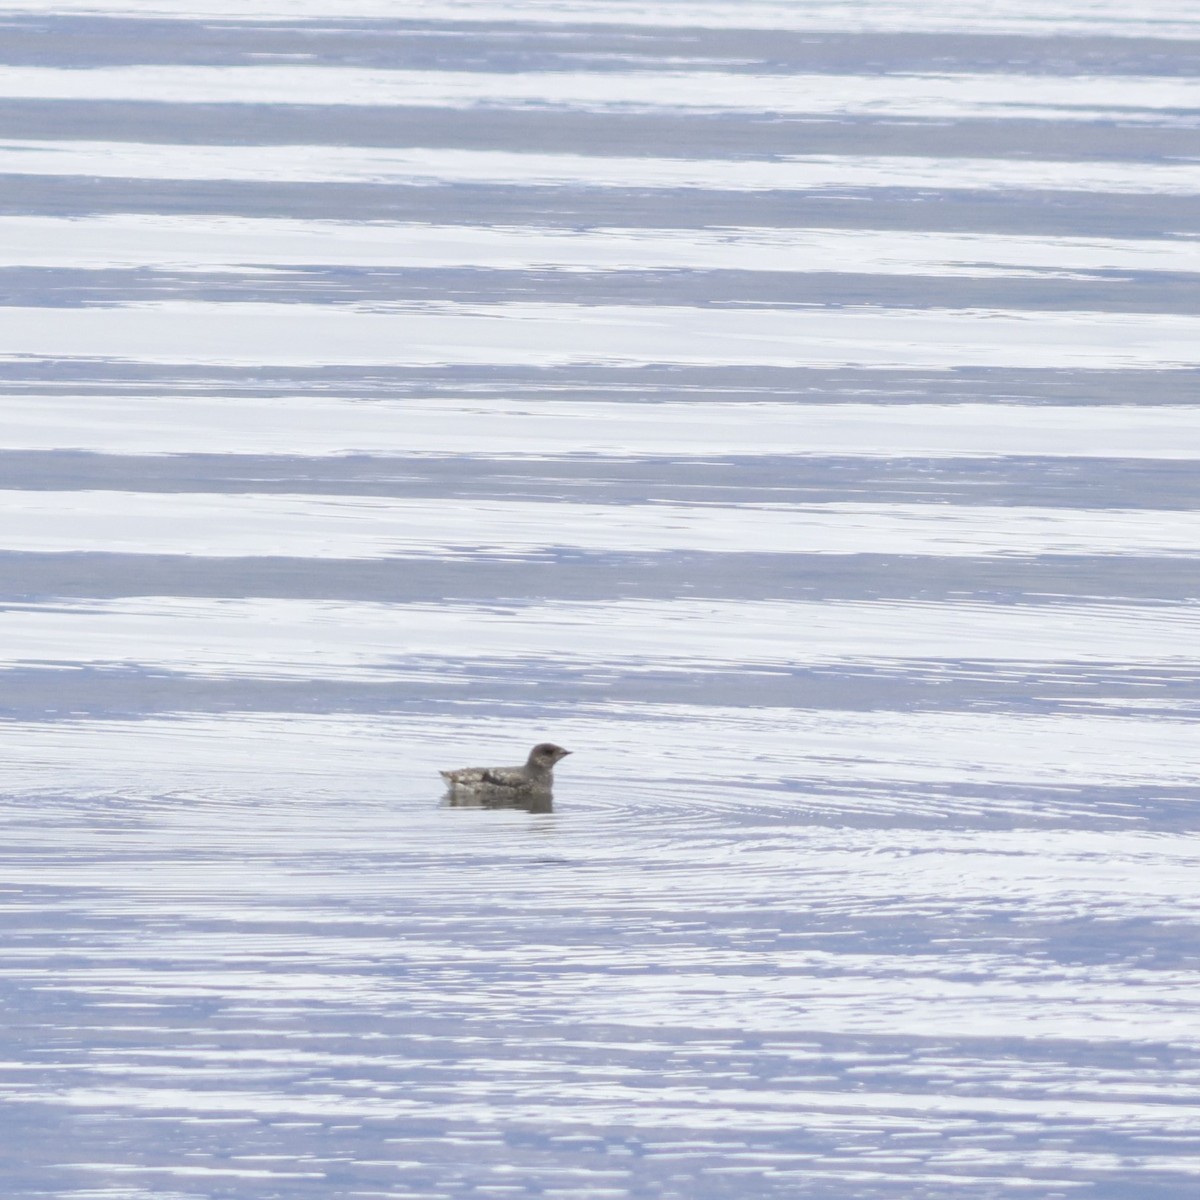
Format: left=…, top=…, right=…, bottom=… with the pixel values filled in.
left=5, top=215, right=1199, bottom=278
left=5, top=140, right=1200, bottom=195
left=0, top=706, right=1197, bottom=798
left=5, top=397, right=1198, bottom=458
left=4, top=65, right=1199, bottom=121
left=1, top=0, right=1197, bottom=39
left=3, top=492, right=1199, bottom=558
left=20, top=1097, right=1200, bottom=1183
left=6, top=301, right=1200, bottom=368
left=13, top=943, right=1194, bottom=1067
left=2, top=595, right=1197, bottom=679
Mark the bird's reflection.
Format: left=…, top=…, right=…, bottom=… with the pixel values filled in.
left=441, top=791, right=554, bottom=814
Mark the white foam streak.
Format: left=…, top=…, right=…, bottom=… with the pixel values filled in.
left=0, top=0, right=1197, bottom=38
left=5, top=301, right=1200, bottom=368
left=2, top=596, right=1197, bottom=683
left=3, top=65, right=1199, bottom=121
left=3, top=140, right=1199, bottom=195
left=4, top=395, right=1197, bottom=460
left=4, top=215, right=1199, bottom=278
left=2, top=492, right=1199, bottom=558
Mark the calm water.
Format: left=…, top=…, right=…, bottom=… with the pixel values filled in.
left=1, top=2, right=1199, bottom=1198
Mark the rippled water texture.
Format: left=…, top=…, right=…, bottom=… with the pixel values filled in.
left=1, top=2, right=1199, bottom=1198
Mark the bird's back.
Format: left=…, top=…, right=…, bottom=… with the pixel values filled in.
left=441, top=764, right=528, bottom=790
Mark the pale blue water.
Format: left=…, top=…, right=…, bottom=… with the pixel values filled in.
left=1, top=3, right=1199, bottom=1198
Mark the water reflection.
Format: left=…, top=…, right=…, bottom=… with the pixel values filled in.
left=442, top=791, right=555, bottom=814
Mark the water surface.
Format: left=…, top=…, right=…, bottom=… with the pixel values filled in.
left=0, top=2, right=1198, bottom=1198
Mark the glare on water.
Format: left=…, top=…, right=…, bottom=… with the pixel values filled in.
left=1, top=2, right=1199, bottom=1197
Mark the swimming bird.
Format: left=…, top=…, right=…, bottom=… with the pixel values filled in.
left=439, top=742, right=572, bottom=802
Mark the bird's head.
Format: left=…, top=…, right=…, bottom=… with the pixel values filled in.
left=528, top=743, right=572, bottom=768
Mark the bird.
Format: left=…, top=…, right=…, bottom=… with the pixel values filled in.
left=439, top=742, right=572, bottom=805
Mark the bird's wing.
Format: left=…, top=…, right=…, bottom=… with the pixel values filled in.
left=479, top=768, right=526, bottom=787
left=441, top=766, right=525, bottom=788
